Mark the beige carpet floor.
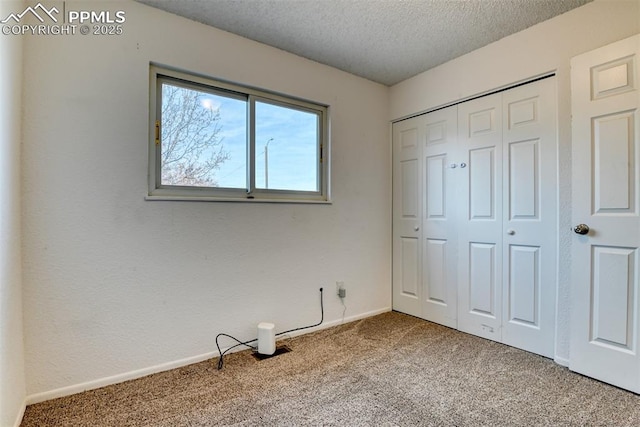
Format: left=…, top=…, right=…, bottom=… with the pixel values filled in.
left=21, top=312, right=640, bottom=426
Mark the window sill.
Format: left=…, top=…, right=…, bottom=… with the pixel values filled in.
left=144, top=195, right=332, bottom=204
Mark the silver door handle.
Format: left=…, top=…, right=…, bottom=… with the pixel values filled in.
left=414, top=226, right=420, bottom=231
left=574, top=224, right=590, bottom=235
left=507, top=229, right=515, bottom=235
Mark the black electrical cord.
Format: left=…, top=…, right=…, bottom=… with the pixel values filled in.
left=214, top=334, right=257, bottom=370
left=216, top=287, right=324, bottom=370
left=275, top=287, right=324, bottom=338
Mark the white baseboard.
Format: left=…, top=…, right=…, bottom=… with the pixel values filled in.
left=26, top=307, right=391, bottom=405
left=554, top=356, right=570, bottom=367
left=13, top=399, right=26, bottom=427
left=26, top=349, right=219, bottom=405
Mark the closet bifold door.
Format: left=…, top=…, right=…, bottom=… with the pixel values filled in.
left=421, top=106, right=458, bottom=328
left=457, top=93, right=504, bottom=342
left=392, top=116, right=424, bottom=318
left=501, top=78, right=557, bottom=358
left=392, top=106, right=458, bottom=325
left=393, top=77, right=557, bottom=359
left=456, top=78, right=557, bottom=358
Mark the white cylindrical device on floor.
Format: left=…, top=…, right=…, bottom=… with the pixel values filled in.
left=257, top=322, right=276, bottom=355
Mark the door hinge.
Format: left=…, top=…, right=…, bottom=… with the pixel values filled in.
left=155, top=120, right=160, bottom=145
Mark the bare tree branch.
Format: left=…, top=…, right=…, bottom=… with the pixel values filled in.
left=160, top=85, right=230, bottom=186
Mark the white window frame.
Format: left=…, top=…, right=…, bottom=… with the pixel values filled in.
left=147, top=64, right=330, bottom=203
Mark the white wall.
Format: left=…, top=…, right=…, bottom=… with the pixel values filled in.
left=0, top=1, right=26, bottom=425
left=390, top=0, right=640, bottom=364
left=22, top=1, right=390, bottom=399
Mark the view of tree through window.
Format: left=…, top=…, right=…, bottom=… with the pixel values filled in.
left=160, top=83, right=246, bottom=188
left=152, top=68, right=327, bottom=201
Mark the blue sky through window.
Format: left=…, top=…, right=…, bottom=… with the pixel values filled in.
left=211, top=95, right=247, bottom=189
left=255, top=101, right=318, bottom=192
left=154, top=69, right=326, bottom=201
left=211, top=97, right=319, bottom=192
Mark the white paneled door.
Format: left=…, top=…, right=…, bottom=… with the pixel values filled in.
left=392, top=107, right=458, bottom=323
left=457, top=93, right=504, bottom=342
left=456, top=78, right=557, bottom=358
left=393, top=77, right=557, bottom=359
left=501, top=78, right=557, bottom=358
left=570, top=34, right=640, bottom=392
left=421, top=107, right=458, bottom=328
left=392, top=117, right=422, bottom=317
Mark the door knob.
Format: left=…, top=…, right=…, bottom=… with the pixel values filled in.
left=507, top=229, right=515, bottom=235
left=414, top=226, right=420, bottom=231
left=573, top=224, right=590, bottom=235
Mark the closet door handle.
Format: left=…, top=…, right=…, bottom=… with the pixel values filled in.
left=414, top=226, right=420, bottom=231
left=507, top=229, right=515, bottom=235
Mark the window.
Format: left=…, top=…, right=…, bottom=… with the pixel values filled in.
left=148, top=65, right=329, bottom=202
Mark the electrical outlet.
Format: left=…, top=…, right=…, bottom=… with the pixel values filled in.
left=336, top=281, right=346, bottom=298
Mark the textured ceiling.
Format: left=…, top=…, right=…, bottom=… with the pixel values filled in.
left=136, top=0, right=592, bottom=86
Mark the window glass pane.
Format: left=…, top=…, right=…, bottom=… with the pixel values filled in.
left=255, top=101, right=320, bottom=192
left=152, top=67, right=328, bottom=201
left=160, top=82, right=247, bottom=188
